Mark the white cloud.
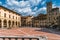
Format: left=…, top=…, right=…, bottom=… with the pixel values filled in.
left=52, top=3, right=60, bottom=9
left=21, top=7, right=32, bottom=13
left=33, top=7, right=38, bottom=11
left=40, top=7, right=46, bottom=10
left=41, top=1, right=46, bottom=5
left=29, top=0, right=42, bottom=6
left=6, top=0, right=13, bottom=5
left=6, top=0, right=30, bottom=8
left=5, top=0, right=44, bottom=16
left=0, top=1, right=2, bottom=5
left=14, top=6, right=36, bottom=16
left=6, top=0, right=42, bottom=7
left=19, top=1, right=30, bottom=8
left=36, top=7, right=46, bottom=14
left=52, top=4, right=57, bottom=8
left=5, top=0, right=38, bottom=16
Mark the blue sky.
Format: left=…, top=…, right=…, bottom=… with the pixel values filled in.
left=0, top=0, right=60, bottom=16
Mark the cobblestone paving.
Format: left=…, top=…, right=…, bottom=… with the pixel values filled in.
left=0, top=27, right=60, bottom=40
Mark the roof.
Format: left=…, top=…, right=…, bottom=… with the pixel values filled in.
left=33, top=14, right=47, bottom=20
left=38, top=14, right=47, bottom=17
left=0, top=5, right=21, bottom=16
left=52, top=8, right=59, bottom=11
left=48, top=7, right=59, bottom=12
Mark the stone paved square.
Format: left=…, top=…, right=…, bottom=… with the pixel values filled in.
left=0, top=27, right=60, bottom=40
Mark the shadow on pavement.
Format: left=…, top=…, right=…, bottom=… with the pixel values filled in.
left=35, top=28, right=60, bottom=35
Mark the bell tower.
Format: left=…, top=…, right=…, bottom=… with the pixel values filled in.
left=46, top=1, right=52, bottom=13
left=46, top=0, right=52, bottom=26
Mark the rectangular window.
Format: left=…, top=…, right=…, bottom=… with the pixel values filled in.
left=9, top=11, right=11, bottom=13
left=4, top=13, right=6, bottom=17
left=9, top=15, right=11, bottom=18
left=13, top=16, right=14, bottom=19
left=16, top=17, right=17, bottom=19
left=4, top=9, right=6, bottom=11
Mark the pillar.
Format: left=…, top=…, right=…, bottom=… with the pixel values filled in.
left=18, top=22, right=20, bottom=27
left=11, top=21, right=12, bottom=28
left=17, top=22, right=18, bottom=27
left=14, top=21, right=16, bottom=28
left=14, top=22, right=16, bottom=28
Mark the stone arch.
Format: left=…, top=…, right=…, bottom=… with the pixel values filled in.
left=12, top=21, right=14, bottom=27
left=16, top=21, right=17, bottom=25
left=8, top=20, right=11, bottom=28
left=0, top=19, right=2, bottom=28
left=3, top=19, right=7, bottom=28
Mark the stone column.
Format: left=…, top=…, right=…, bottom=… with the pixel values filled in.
left=14, top=21, right=15, bottom=28
left=17, top=22, right=18, bottom=27
left=14, top=21, right=15, bottom=27
left=15, top=22, right=16, bottom=27
left=20, top=22, right=21, bottom=27
left=18, top=22, right=20, bottom=27
left=11, top=21, right=12, bottom=28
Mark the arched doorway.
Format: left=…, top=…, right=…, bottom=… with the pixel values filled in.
left=16, top=21, right=17, bottom=26
left=3, top=20, right=7, bottom=28
left=12, top=21, right=14, bottom=27
left=8, top=20, right=11, bottom=28
left=0, top=20, right=2, bottom=28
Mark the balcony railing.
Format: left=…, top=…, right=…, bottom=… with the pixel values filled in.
left=0, top=36, right=47, bottom=40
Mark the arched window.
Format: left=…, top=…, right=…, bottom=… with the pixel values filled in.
left=4, top=13, right=6, bottom=17
left=16, top=21, right=17, bottom=25
left=8, top=20, right=11, bottom=27
left=3, top=20, right=7, bottom=28
left=0, top=20, right=2, bottom=28
left=12, top=21, right=14, bottom=26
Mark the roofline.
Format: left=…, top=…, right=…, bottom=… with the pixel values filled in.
left=0, top=5, right=21, bottom=16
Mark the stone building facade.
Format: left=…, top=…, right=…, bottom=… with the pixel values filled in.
left=32, top=14, right=47, bottom=27
left=21, top=16, right=33, bottom=27
left=32, top=16, right=39, bottom=27
left=20, top=1, right=60, bottom=29
left=21, top=16, right=27, bottom=26
left=26, top=16, right=33, bottom=27
left=46, top=2, right=60, bottom=28
left=0, top=1, right=60, bottom=29
left=0, top=6, right=21, bottom=29
left=32, top=1, right=60, bottom=28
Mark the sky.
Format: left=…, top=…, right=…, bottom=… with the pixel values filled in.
left=0, top=0, right=60, bottom=16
